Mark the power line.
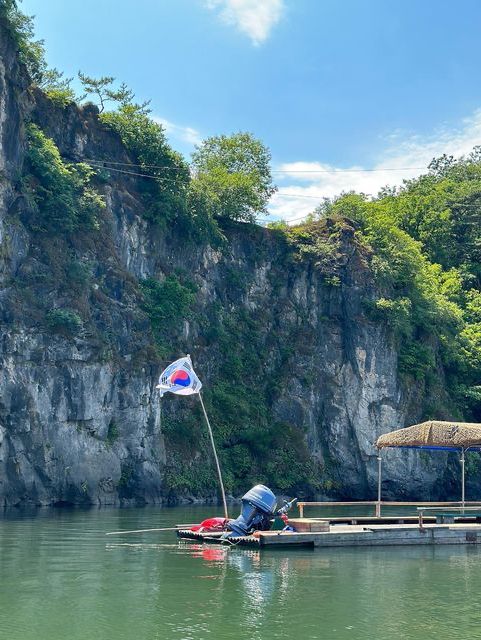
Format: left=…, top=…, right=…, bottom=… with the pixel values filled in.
left=258, top=215, right=308, bottom=223
left=83, top=158, right=481, bottom=226
left=86, top=163, right=402, bottom=198
left=273, top=193, right=481, bottom=202
left=273, top=192, right=326, bottom=199
left=87, top=163, right=481, bottom=207
left=259, top=202, right=481, bottom=226
left=85, top=159, right=187, bottom=171
left=84, top=157, right=430, bottom=174
left=272, top=167, right=427, bottom=173
left=88, top=163, right=186, bottom=184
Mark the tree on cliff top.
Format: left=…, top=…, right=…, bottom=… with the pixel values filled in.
left=1, top=0, right=76, bottom=103
left=191, top=132, right=277, bottom=223
left=0, top=0, right=44, bottom=80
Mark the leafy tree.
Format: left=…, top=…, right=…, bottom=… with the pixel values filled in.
left=313, top=197, right=335, bottom=219
left=0, top=0, right=44, bottom=80
left=383, top=154, right=481, bottom=282
left=38, top=68, right=77, bottom=106
left=1, top=0, right=76, bottom=104
left=266, top=219, right=288, bottom=230
left=77, top=72, right=116, bottom=113
left=191, top=132, right=277, bottom=223
left=78, top=73, right=150, bottom=113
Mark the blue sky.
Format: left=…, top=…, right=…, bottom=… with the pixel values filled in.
left=22, top=0, right=481, bottom=220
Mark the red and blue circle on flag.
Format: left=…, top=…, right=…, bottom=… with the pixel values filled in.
left=170, top=369, right=191, bottom=388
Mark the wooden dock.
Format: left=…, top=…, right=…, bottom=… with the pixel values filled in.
left=177, top=520, right=481, bottom=549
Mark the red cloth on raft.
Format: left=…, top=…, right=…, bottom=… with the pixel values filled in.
left=190, top=517, right=229, bottom=532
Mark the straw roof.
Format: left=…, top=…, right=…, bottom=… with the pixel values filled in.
left=376, top=420, right=481, bottom=449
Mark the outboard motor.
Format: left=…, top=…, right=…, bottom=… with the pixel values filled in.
left=226, top=485, right=278, bottom=537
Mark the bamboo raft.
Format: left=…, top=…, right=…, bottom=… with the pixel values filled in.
left=177, top=519, right=481, bottom=549
left=174, top=421, right=481, bottom=551
left=177, top=505, right=481, bottom=549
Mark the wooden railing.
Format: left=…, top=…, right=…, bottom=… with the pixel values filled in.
left=297, top=501, right=481, bottom=518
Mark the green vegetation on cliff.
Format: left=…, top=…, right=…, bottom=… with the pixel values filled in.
left=300, top=154, right=481, bottom=418
left=100, top=105, right=193, bottom=226
left=24, top=124, right=105, bottom=232
left=162, top=304, right=321, bottom=497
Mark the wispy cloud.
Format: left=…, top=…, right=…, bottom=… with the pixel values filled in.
left=205, top=0, right=284, bottom=45
left=154, top=116, right=202, bottom=148
left=269, top=109, right=481, bottom=222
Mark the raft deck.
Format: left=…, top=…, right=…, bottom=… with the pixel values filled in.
left=177, top=520, right=481, bottom=549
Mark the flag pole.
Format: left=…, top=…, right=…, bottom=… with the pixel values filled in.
left=198, top=392, right=229, bottom=520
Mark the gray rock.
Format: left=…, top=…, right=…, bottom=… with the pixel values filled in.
left=0, top=18, right=457, bottom=506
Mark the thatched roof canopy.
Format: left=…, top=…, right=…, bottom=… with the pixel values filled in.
left=376, top=420, right=481, bottom=450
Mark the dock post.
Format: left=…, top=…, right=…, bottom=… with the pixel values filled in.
left=461, top=448, right=466, bottom=510
left=376, top=453, right=382, bottom=517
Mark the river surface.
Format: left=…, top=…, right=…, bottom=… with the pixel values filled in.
left=0, top=505, right=480, bottom=640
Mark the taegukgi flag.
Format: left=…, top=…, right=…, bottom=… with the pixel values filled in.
left=156, top=355, right=202, bottom=398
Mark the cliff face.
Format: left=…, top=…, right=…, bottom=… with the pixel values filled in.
left=0, top=22, right=456, bottom=506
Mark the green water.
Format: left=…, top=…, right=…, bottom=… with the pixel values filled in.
left=0, top=506, right=480, bottom=640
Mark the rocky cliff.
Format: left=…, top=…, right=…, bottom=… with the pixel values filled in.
left=0, top=18, right=458, bottom=506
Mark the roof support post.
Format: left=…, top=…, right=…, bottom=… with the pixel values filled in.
left=376, top=452, right=382, bottom=517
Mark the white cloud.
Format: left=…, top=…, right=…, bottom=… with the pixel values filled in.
left=154, top=116, right=202, bottom=147
left=205, top=0, right=284, bottom=45
left=269, top=109, right=481, bottom=223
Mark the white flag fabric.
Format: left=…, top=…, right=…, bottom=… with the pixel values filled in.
left=156, top=356, right=202, bottom=398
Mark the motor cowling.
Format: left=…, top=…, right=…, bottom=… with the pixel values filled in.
left=226, top=485, right=277, bottom=537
